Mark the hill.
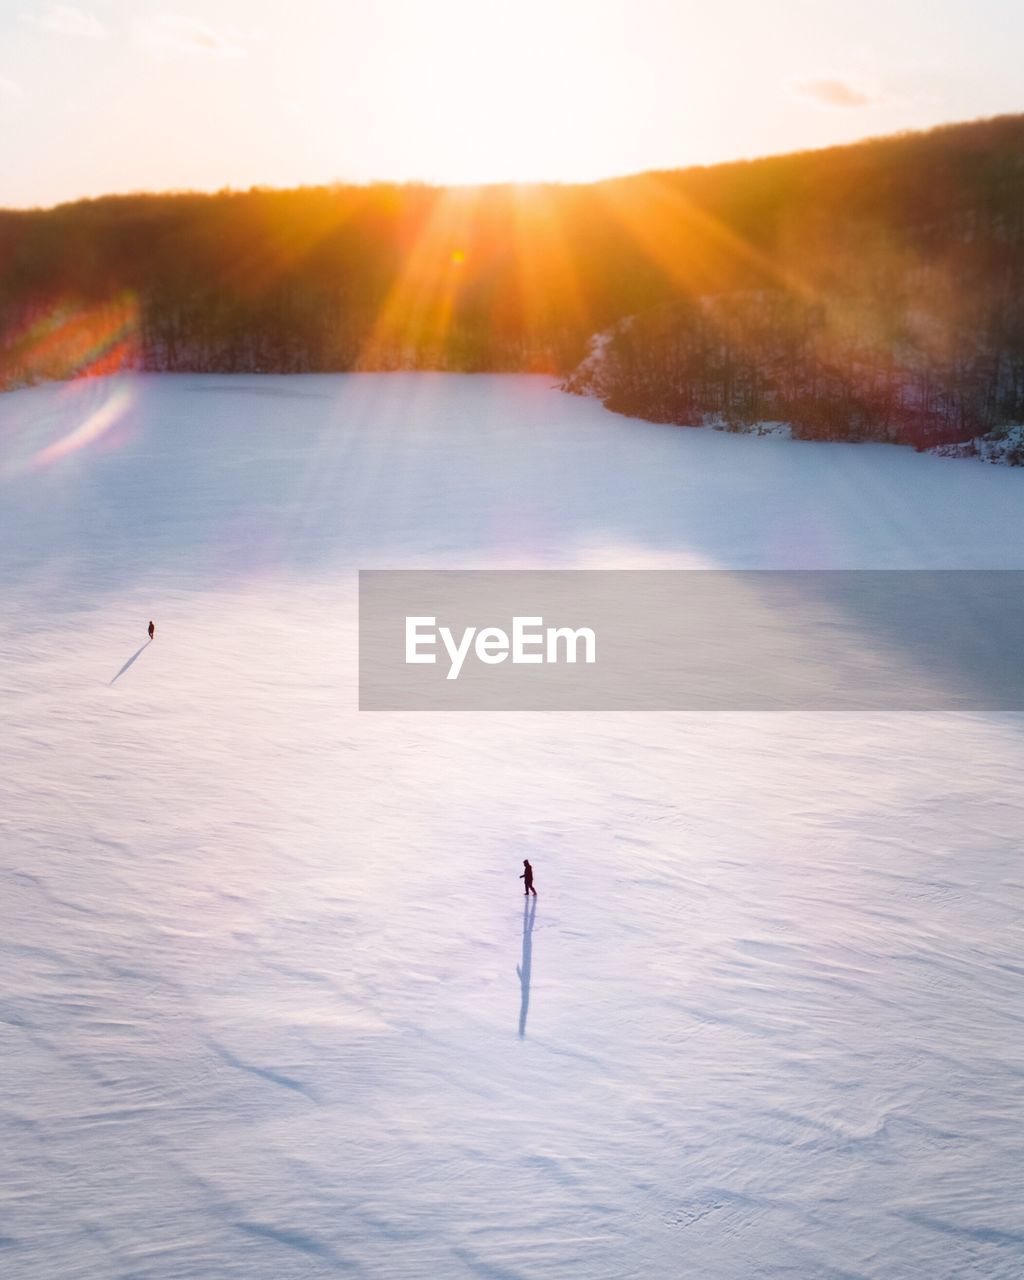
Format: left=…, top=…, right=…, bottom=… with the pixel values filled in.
left=3, top=114, right=1024, bottom=449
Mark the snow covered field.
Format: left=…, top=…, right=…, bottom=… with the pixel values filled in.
left=2, top=373, right=1024, bottom=1279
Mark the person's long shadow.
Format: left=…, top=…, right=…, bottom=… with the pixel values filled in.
left=517, top=895, right=537, bottom=1039
left=110, top=639, right=151, bottom=686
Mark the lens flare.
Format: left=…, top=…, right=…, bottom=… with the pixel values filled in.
left=2, top=294, right=139, bottom=386
left=28, top=384, right=133, bottom=471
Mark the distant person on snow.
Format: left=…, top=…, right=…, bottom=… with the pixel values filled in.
left=520, top=859, right=537, bottom=896
left=148, top=620, right=155, bottom=640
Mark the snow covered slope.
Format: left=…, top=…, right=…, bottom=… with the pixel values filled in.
left=2, top=374, right=1023, bottom=1279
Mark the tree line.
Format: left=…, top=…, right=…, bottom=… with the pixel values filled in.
left=3, top=114, right=1024, bottom=448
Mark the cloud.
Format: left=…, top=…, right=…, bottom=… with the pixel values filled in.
left=23, top=4, right=106, bottom=40
left=135, top=14, right=246, bottom=59
left=0, top=74, right=24, bottom=100
left=789, top=76, right=879, bottom=109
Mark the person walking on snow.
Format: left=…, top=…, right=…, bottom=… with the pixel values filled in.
left=148, top=620, right=155, bottom=640
left=520, top=859, right=537, bottom=896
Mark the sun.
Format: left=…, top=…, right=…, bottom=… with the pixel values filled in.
left=286, top=0, right=633, bottom=186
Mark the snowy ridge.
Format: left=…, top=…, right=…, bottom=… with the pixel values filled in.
left=560, top=328, right=621, bottom=401
left=563, top=328, right=796, bottom=446
left=563, top=317, right=1024, bottom=464
left=932, top=424, right=1024, bottom=466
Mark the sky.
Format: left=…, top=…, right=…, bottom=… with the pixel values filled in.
left=1, top=0, right=1022, bottom=208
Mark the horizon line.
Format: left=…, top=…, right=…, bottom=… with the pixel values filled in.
left=4, top=110, right=1020, bottom=217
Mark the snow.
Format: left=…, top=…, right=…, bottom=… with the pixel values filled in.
left=561, top=328, right=620, bottom=401
left=933, top=424, right=1024, bottom=466
left=702, top=415, right=794, bottom=440
left=3, top=372, right=1024, bottom=1279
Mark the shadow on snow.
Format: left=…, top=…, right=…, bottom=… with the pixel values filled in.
left=110, top=639, right=151, bottom=685
left=517, top=895, right=536, bottom=1039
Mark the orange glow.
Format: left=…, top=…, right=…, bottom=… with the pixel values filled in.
left=597, top=172, right=815, bottom=302
left=356, top=187, right=483, bottom=369
left=509, top=183, right=590, bottom=346
left=3, top=294, right=140, bottom=386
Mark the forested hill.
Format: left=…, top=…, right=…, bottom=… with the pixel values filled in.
left=3, top=114, right=1024, bottom=450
